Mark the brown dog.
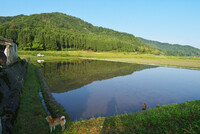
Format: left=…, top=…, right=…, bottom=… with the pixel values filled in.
left=46, top=115, right=66, bottom=133
left=142, top=103, right=147, bottom=110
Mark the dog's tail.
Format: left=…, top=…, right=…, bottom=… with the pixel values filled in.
left=61, top=116, right=66, bottom=124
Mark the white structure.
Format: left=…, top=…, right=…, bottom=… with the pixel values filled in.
left=37, top=59, right=44, bottom=63
left=37, top=53, right=44, bottom=57
left=0, top=37, right=18, bottom=66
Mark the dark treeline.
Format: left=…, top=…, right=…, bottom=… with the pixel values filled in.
left=139, top=37, right=200, bottom=56
left=0, top=12, right=160, bottom=54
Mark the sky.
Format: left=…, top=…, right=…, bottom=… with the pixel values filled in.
left=1, top=0, right=200, bottom=49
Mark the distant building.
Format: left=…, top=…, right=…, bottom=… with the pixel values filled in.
left=37, top=53, right=44, bottom=57
left=0, top=37, right=18, bottom=66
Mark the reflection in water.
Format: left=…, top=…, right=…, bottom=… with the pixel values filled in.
left=37, top=60, right=200, bottom=121
left=38, top=59, right=153, bottom=93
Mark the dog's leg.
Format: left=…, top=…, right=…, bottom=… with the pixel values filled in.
left=63, top=124, right=66, bottom=131
left=61, top=126, right=64, bottom=131
left=61, top=122, right=65, bottom=131
left=54, top=126, right=55, bottom=130
left=50, top=126, right=52, bottom=133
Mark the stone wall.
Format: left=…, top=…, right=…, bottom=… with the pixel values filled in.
left=0, top=60, right=26, bottom=133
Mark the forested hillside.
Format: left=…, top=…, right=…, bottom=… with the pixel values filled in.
left=0, top=12, right=159, bottom=53
left=139, top=37, right=200, bottom=56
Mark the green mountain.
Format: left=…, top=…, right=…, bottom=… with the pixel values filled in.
left=0, top=12, right=158, bottom=53
left=139, top=37, right=200, bottom=56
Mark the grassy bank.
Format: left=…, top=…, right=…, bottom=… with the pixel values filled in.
left=36, top=66, right=71, bottom=121
left=13, top=63, right=69, bottom=134
left=63, top=101, right=200, bottom=134
left=13, top=63, right=49, bottom=134
left=19, top=51, right=200, bottom=70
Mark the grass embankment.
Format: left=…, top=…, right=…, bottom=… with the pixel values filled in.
left=63, top=101, right=200, bottom=134
left=37, top=66, right=71, bottom=121
left=13, top=63, right=69, bottom=134
left=19, top=51, right=200, bottom=70
left=13, top=63, right=49, bottom=134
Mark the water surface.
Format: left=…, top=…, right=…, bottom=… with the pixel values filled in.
left=37, top=59, right=200, bottom=121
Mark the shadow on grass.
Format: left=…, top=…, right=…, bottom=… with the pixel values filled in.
left=100, top=97, right=126, bottom=133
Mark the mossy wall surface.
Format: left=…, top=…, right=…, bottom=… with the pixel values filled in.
left=0, top=60, right=27, bottom=133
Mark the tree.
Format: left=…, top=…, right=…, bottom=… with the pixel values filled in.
left=32, top=38, right=44, bottom=50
